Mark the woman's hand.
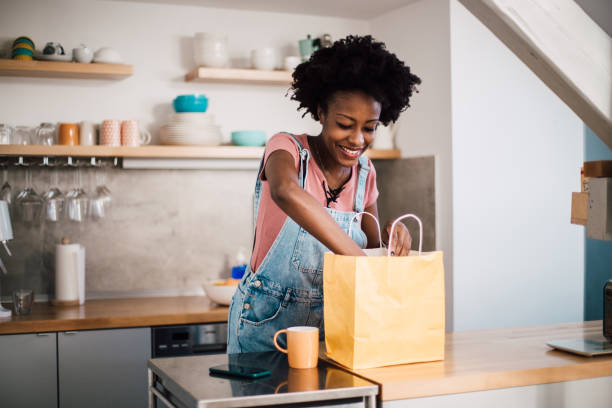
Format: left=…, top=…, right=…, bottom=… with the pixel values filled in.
left=382, top=220, right=412, bottom=256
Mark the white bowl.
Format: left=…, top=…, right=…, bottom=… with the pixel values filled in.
left=93, top=47, right=122, bottom=64
left=203, top=280, right=237, bottom=305
left=251, top=49, right=277, bottom=70
left=169, top=112, right=214, bottom=123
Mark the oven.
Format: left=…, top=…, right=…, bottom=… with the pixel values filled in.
left=151, top=322, right=227, bottom=358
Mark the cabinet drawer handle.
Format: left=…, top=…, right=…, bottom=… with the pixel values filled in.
left=63, top=331, right=78, bottom=335
left=36, top=333, right=50, bottom=337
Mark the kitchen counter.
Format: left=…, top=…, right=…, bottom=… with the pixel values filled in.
left=331, top=321, right=612, bottom=403
left=0, top=296, right=229, bottom=334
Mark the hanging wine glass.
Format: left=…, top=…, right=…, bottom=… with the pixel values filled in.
left=15, top=168, right=43, bottom=223
left=66, top=166, right=89, bottom=222
left=43, top=166, right=65, bottom=222
left=0, top=167, right=11, bottom=205
left=90, top=163, right=112, bottom=220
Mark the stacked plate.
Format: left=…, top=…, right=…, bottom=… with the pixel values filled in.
left=159, top=113, right=222, bottom=145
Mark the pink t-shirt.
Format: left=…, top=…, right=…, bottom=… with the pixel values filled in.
left=250, top=133, right=379, bottom=272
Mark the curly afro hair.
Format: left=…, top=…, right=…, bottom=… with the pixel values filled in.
left=290, top=35, right=421, bottom=126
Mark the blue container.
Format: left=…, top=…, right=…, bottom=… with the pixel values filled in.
left=12, top=48, right=34, bottom=57
left=13, top=36, right=34, bottom=49
left=231, top=130, right=266, bottom=147
left=173, top=94, right=208, bottom=113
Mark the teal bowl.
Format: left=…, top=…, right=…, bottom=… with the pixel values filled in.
left=12, top=48, right=34, bottom=57
left=231, top=130, right=266, bottom=147
left=13, top=36, right=34, bottom=49
left=173, top=94, right=208, bottom=113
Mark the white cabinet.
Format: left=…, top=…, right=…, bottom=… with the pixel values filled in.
left=0, top=327, right=151, bottom=408
left=0, top=332, right=57, bottom=408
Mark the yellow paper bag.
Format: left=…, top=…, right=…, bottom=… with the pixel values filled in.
left=323, top=214, right=445, bottom=369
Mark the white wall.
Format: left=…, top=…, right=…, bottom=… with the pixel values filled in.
left=371, top=0, right=454, bottom=329
left=450, top=1, right=585, bottom=330
left=0, top=0, right=369, bottom=142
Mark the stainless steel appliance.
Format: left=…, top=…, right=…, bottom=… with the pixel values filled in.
left=149, top=351, right=378, bottom=408
left=151, top=322, right=227, bottom=358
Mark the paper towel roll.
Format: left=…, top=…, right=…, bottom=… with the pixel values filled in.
left=78, top=246, right=85, bottom=305
left=55, top=243, right=84, bottom=303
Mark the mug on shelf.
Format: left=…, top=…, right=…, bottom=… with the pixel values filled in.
left=58, top=123, right=79, bottom=146
left=100, top=120, right=121, bottom=146
left=121, top=120, right=151, bottom=147
left=79, top=121, right=96, bottom=146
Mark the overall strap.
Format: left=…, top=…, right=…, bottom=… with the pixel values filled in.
left=253, top=133, right=310, bottom=228
left=286, top=133, right=310, bottom=189
left=354, top=155, right=371, bottom=213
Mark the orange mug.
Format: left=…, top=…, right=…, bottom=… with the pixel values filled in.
left=58, top=123, right=79, bottom=146
left=273, top=326, right=319, bottom=369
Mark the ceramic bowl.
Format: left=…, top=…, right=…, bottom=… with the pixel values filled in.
left=12, top=42, right=34, bottom=52
left=12, top=48, right=33, bottom=57
left=13, top=36, right=34, bottom=48
left=231, top=130, right=266, bottom=146
left=13, top=54, right=33, bottom=61
left=202, top=280, right=237, bottom=305
left=93, top=47, right=122, bottom=64
left=43, top=42, right=65, bottom=56
left=173, top=94, right=208, bottom=113
left=250, top=48, right=277, bottom=70
left=74, top=47, right=94, bottom=63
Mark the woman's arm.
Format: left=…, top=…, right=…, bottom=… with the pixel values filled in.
left=265, top=150, right=366, bottom=256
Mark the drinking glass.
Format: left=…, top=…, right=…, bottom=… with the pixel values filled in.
left=12, top=126, right=34, bottom=145
left=43, top=167, right=65, bottom=222
left=0, top=124, right=13, bottom=145
left=35, top=123, right=56, bottom=145
left=0, top=167, right=11, bottom=205
left=90, top=165, right=112, bottom=220
left=12, top=289, right=34, bottom=315
left=66, top=167, right=89, bottom=222
left=15, top=168, right=43, bottom=223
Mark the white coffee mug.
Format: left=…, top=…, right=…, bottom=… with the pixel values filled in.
left=121, top=120, right=151, bottom=146
left=79, top=121, right=96, bottom=146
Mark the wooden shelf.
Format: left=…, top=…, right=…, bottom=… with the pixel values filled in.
left=0, top=145, right=400, bottom=160
left=0, top=59, right=133, bottom=80
left=185, top=67, right=292, bottom=85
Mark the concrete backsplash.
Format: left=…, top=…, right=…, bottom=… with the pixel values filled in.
left=0, top=157, right=434, bottom=300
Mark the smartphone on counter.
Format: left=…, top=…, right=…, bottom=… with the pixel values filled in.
left=209, top=364, right=271, bottom=379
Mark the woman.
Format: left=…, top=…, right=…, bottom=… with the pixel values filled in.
left=227, top=35, right=421, bottom=353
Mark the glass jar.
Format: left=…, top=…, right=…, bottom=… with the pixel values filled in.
left=0, top=124, right=13, bottom=145
left=35, top=122, right=57, bottom=145
left=12, top=126, right=34, bottom=145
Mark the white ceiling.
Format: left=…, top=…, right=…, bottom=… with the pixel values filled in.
left=107, top=0, right=421, bottom=19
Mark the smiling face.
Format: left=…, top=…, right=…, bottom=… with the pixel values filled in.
left=317, top=90, right=382, bottom=170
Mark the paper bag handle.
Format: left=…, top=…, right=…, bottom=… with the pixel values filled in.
left=347, top=212, right=383, bottom=249
left=388, top=214, right=422, bottom=257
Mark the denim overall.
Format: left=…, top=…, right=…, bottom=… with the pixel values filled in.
left=227, top=134, right=370, bottom=353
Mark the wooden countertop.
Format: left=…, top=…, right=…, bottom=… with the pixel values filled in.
left=335, top=321, right=612, bottom=401
left=0, top=296, right=229, bottom=334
